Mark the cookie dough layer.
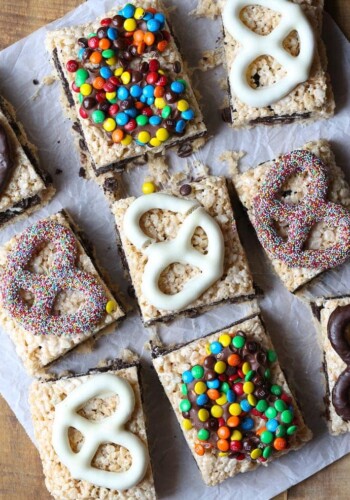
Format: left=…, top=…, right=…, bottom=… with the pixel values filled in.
left=232, top=140, right=350, bottom=292
left=222, top=0, right=335, bottom=128
left=0, top=211, right=124, bottom=375
left=29, top=361, right=156, bottom=500
left=152, top=314, right=312, bottom=486
left=46, top=0, right=207, bottom=177
left=311, top=295, right=350, bottom=436
left=0, top=96, right=55, bottom=227
left=113, top=176, right=255, bottom=325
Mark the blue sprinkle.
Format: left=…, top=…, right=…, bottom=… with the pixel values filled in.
left=125, top=108, right=138, bottom=118
left=107, top=27, right=118, bottom=40
left=207, top=379, right=220, bottom=389
left=143, top=85, right=155, bottom=98
left=227, top=390, right=236, bottom=403
left=100, top=67, right=113, bottom=79
left=196, top=394, right=208, bottom=406
left=149, top=115, right=162, bottom=126
left=78, top=48, right=85, bottom=60
left=116, top=112, right=129, bottom=126
left=121, top=3, right=135, bottom=18
left=154, top=13, right=166, bottom=26
left=147, top=19, right=161, bottom=32
left=182, top=370, right=194, bottom=384
left=182, top=109, right=195, bottom=121
left=130, top=85, right=143, bottom=98
left=210, top=341, right=222, bottom=355
left=175, top=119, right=186, bottom=134
left=171, top=81, right=185, bottom=94
left=266, top=419, right=279, bottom=433
left=241, top=417, right=254, bottom=431
left=117, top=87, right=129, bottom=100
left=240, top=399, right=252, bottom=412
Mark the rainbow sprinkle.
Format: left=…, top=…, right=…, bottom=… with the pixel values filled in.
left=253, top=150, right=350, bottom=269
left=0, top=219, right=107, bottom=337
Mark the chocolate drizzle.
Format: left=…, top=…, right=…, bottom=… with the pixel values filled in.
left=327, top=305, right=350, bottom=420
left=0, top=124, right=14, bottom=195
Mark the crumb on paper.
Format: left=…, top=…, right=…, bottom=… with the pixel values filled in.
left=31, top=74, right=58, bottom=101
left=220, top=150, right=246, bottom=176
left=191, top=159, right=210, bottom=178
left=74, top=338, right=96, bottom=355
left=190, top=0, right=224, bottom=19
left=198, top=48, right=224, bottom=71
left=121, top=349, right=139, bottom=363
left=220, top=78, right=228, bottom=92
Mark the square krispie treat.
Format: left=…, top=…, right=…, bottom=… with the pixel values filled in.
left=29, top=360, right=156, bottom=499
left=311, top=295, right=350, bottom=435
left=112, top=176, right=255, bottom=326
left=152, top=314, right=312, bottom=486
left=221, top=0, right=334, bottom=127
left=0, top=95, right=54, bottom=228
left=46, top=0, right=207, bottom=180
left=232, top=140, right=350, bottom=293
left=0, top=211, right=124, bottom=374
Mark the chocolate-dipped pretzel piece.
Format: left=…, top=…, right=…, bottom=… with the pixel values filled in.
left=0, top=123, right=14, bottom=194
left=327, top=305, right=350, bottom=420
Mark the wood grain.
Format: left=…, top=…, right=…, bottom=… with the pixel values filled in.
left=0, top=1, right=349, bottom=499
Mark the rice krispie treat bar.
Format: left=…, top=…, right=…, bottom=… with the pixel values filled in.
left=29, top=360, right=156, bottom=499
left=311, top=295, right=350, bottom=436
left=221, top=0, right=335, bottom=128
left=0, top=211, right=124, bottom=374
left=112, top=176, right=255, bottom=326
left=232, top=140, right=350, bottom=293
left=152, top=314, right=312, bottom=486
left=47, top=1, right=207, bottom=182
left=0, top=96, right=54, bottom=228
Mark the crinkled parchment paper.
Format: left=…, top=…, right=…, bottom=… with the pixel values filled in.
left=0, top=1, right=350, bottom=499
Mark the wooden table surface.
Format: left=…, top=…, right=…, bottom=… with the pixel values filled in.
left=0, top=1, right=349, bottom=499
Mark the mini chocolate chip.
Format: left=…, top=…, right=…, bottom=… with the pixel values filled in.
left=140, top=61, right=149, bottom=73
left=83, top=97, right=97, bottom=110
left=165, top=90, right=177, bottom=103
left=131, top=70, right=143, bottom=83
left=32, top=79, right=39, bottom=85
left=221, top=107, right=232, bottom=123
left=164, top=119, right=176, bottom=131
left=82, top=48, right=93, bottom=61
left=112, top=15, right=124, bottom=28
left=122, top=50, right=133, bottom=61
left=98, top=102, right=110, bottom=113
left=79, top=167, right=86, bottom=178
left=129, top=45, right=138, bottom=56
left=97, top=27, right=108, bottom=39
left=113, top=38, right=126, bottom=50
left=203, top=355, right=216, bottom=369
left=173, top=61, right=182, bottom=73
left=103, top=177, right=118, bottom=193
left=180, top=184, right=192, bottom=196
left=177, top=142, right=193, bottom=158
left=78, top=37, right=88, bottom=47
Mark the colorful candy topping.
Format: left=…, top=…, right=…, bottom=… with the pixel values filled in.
left=180, top=331, right=299, bottom=461
left=0, top=123, right=14, bottom=195
left=0, top=220, right=107, bottom=336
left=327, top=304, right=350, bottom=421
left=253, top=150, right=350, bottom=269
left=65, top=4, right=195, bottom=148
left=222, top=0, right=315, bottom=108
left=142, top=181, right=156, bottom=194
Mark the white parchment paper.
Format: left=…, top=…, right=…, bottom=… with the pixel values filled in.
left=0, top=1, right=350, bottom=498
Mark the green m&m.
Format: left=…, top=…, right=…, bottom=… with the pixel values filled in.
left=75, top=68, right=89, bottom=87
left=261, top=431, right=274, bottom=444
left=191, top=365, right=204, bottom=379
left=179, top=399, right=191, bottom=412
left=92, top=110, right=105, bottom=124
left=198, top=429, right=210, bottom=441
left=232, top=335, right=246, bottom=349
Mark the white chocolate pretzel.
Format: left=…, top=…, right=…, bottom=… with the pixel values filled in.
left=223, top=0, right=315, bottom=108
left=52, top=374, right=149, bottom=491
left=124, top=193, right=225, bottom=311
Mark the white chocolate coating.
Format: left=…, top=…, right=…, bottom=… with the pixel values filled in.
left=223, top=0, right=315, bottom=108
left=52, top=374, right=149, bottom=491
left=124, top=193, right=225, bottom=311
